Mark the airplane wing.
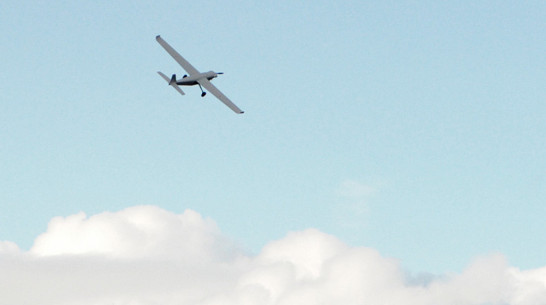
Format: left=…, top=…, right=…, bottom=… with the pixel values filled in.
left=156, top=35, right=199, bottom=76
left=197, top=78, right=244, bottom=114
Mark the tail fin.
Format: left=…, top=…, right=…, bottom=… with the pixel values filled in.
left=157, top=71, right=185, bottom=95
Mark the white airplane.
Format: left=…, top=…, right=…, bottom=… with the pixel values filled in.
left=156, top=35, right=244, bottom=114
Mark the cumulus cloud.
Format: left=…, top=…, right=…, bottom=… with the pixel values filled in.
left=0, top=240, right=21, bottom=255
left=0, top=205, right=545, bottom=305
left=30, top=206, right=240, bottom=262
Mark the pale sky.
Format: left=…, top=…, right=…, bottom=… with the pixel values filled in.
left=1, top=1, right=546, bottom=301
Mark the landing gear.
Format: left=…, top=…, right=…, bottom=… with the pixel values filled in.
left=198, top=83, right=206, bottom=97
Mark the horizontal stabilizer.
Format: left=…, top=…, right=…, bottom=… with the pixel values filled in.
left=158, top=71, right=185, bottom=95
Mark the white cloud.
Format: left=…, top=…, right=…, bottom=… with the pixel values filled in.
left=30, top=206, right=240, bottom=262
left=333, top=179, right=378, bottom=230
left=0, top=240, right=21, bottom=255
left=1, top=206, right=545, bottom=305
left=336, top=180, right=376, bottom=199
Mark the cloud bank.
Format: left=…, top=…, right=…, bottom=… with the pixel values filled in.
left=1, top=206, right=545, bottom=305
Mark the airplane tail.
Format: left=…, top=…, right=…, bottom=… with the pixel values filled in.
left=157, top=71, right=185, bottom=95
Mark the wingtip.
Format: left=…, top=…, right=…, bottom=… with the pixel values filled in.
left=156, top=35, right=161, bottom=40
left=239, top=111, right=244, bottom=114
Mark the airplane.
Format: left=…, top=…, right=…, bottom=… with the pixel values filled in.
left=156, top=35, right=244, bottom=114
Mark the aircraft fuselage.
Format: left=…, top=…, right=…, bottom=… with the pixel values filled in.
left=176, top=71, right=218, bottom=86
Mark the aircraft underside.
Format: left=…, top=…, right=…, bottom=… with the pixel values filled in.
left=156, top=35, right=244, bottom=113
left=176, top=76, right=214, bottom=86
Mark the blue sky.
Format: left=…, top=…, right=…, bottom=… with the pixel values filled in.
left=1, top=0, right=545, bottom=274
